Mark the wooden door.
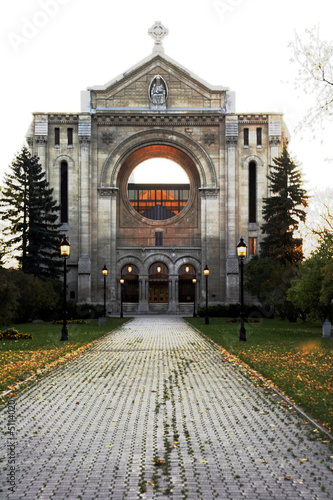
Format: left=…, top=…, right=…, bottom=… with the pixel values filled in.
left=149, top=283, right=168, bottom=303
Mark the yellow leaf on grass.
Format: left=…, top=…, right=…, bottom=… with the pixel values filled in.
left=299, top=458, right=308, bottom=462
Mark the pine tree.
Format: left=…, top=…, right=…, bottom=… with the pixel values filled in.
left=0, top=146, right=62, bottom=278
left=260, top=143, right=308, bottom=263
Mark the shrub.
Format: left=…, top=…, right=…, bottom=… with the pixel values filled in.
left=0, top=268, right=62, bottom=325
left=197, top=304, right=240, bottom=318
left=73, top=303, right=105, bottom=320
left=0, top=328, right=32, bottom=340
left=196, top=303, right=274, bottom=319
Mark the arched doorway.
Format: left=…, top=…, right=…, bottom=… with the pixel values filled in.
left=121, top=264, right=139, bottom=303
left=178, top=264, right=196, bottom=303
left=149, top=262, right=169, bottom=303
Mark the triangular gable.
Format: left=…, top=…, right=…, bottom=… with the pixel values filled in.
left=87, top=53, right=231, bottom=111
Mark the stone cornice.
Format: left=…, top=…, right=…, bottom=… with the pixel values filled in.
left=93, top=114, right=222, bottom=127
left=48, top=114, right=79, bottom=125
left=42, top=115, right=272, bottom=127
left=238, top=114, right=268, bottom=125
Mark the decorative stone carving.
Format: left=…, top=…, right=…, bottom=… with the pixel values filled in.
left=98, top=187, right=119, bottom=198
left=102, top=132, right=115, bottom=144
left=148, top=21, right=169, bottom=45
left=269, top=136, right=281, bottom=146
left=149, top=75, right=168, bottom=107
left=226, top=136, right=238, bottom=146
left=79, top=136, right=91, bottom=146
left=35, top=136, right=47, bottom=144
left=204, top=131, right=216, bottom=146
left=199, top=187, right=219, bottom=199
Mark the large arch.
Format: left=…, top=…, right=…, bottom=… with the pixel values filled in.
left=100, top=128, right=218, bottom=188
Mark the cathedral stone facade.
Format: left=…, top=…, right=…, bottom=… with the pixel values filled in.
left=27, top=23, right=288, bottom=315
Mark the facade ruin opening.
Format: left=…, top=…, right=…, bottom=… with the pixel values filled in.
left=27, top=22, right=288, bottom=314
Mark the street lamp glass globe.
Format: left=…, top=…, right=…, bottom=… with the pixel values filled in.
left=60, top=237, right=70, bottom=257
left=237, top=238, right=247, bottom=259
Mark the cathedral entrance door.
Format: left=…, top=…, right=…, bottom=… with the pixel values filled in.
left=149, top=262, right=169, bottom=304
left=149, top=283, right=168, bottom=303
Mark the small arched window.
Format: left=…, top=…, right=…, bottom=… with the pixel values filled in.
left=60, top=161, right=68, bottom=223
left=249, top=161, right=257, bottom=223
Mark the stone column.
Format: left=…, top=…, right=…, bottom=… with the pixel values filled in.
left=109, top=189, right=119, bottom=313
left=168, top=275, right=177, bottom=313
left=97, top=187, right=117, bottom=311
left=225, top=130, right=239, bottom=303
left=199, top=188, right=220, bottom=306
left=268, top=116, right=282, bottom=195
left=138, top=275, right=149, bottom=313
left=35, top=137, right=48, bottom=178
left=34, top=114, right=48, bottom=179
left=77, top=124, right=92, bottom=303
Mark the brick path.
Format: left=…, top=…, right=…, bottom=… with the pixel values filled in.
left=1, top=316, right=332, bottom=499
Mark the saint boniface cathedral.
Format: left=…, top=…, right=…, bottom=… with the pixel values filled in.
left=27, top=23, right=288, bottom=315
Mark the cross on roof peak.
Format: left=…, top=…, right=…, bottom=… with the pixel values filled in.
left=148, top=21, right=169, bottom=51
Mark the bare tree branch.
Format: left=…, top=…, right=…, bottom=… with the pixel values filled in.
left=290, top=26, right=333, bottom=130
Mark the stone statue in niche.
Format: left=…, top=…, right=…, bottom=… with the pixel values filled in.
left=149, top=75, right=167, bottom=106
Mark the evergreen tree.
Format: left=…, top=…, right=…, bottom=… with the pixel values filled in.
left=0, top=146, right=62, bottom=278
left=260, top=143, right=308, bottom=264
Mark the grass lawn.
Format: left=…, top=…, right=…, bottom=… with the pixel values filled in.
left=0, top=318, right=128, bottom=396
left=186, top=317, right=333, bottom=433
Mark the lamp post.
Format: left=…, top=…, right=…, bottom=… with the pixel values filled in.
left=102, top=265, right=108, bottom=318
left=120, top=278, right=124, bottom=318
left=192, top=277, right=197, bottom=318
left=60, top=236, right=70, bottom=341
left=204, top=265, right=210, bottom=325
left=237, top=237, right=247, bottom=342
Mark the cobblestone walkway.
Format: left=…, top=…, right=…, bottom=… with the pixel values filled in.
left=1, top=316, right=333, bottom=499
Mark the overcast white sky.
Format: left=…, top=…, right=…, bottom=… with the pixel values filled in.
left=1, top=0, right=332, bottom=193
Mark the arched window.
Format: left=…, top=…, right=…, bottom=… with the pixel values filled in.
left=121, top=264, right=139, bottom=303
left=60, top=161, right=68, bottom=223
left=179, top=264, right=196, bottom=303
left=249, top=161, right=257, bottom=223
